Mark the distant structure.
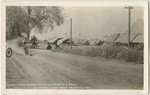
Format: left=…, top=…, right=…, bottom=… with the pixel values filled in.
left=100, top=19, right=143, bottom=48
left=105, top=33, right=120, bottom=43
left=115, top=19, right=144, bottom=44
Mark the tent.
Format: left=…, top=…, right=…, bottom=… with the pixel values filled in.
left=106, top=33, right=120, bottom=42
left=57, top=38, right=70, bottom=45
left=82, top=40, right=90, bottom=45
left=57, top=38, right=75, bottom=45
left=115, top=19, right=144, bottom=43
left=90, top=41, right=97, bottom=46
left=51, top=38, right=64, bottom=45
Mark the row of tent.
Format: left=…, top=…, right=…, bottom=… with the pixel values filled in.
left=105, top=19, right=143, bottom=43
left=48, top=19, right=143, bottom=46
left=48, top=37, right=104, bottom=46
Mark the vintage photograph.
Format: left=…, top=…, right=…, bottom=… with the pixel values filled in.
left=4, top=3, right=146, bottom=91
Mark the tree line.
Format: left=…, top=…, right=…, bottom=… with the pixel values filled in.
left=6, top=6, right=66, bottom=40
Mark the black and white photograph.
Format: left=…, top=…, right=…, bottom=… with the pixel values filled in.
left=1, top=1, right=149, bottom=95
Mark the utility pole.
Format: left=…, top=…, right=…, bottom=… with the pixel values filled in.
left=104, top=35, right=108, bottom=41
left=125, top=6, right=133, bottom=49
left=70, top=19, right=72, bottom=49
left=79, top=33, right=81, bottom=42
left=65, top=33, right=67, bottom=38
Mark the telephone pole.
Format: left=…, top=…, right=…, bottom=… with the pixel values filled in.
left=70, top=19, right=72, bottom=49
left=79, top=33, right=81, bottom=42
left=104, top=35, right=108, bottom=41
left=125, top=6, right=133, bottom=49
left=65, top=33, right=67, bottom=38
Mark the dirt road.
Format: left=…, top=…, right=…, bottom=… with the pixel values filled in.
left=6, top=47, right=143, bottom=89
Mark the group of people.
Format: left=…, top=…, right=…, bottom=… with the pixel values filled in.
left=22, top=35, right=61, bottom=55
left=22, top=35, right=38, bottom=56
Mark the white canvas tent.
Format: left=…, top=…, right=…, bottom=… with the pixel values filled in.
left=106, top=33, right=120, bottom=42
left=57, top=38, right=70, bottom=45
left=115, top=19, right=144, bottom=43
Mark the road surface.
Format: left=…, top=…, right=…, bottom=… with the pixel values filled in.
left=6, top=46, right=143, bottom=89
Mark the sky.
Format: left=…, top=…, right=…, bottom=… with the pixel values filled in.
left=31, top=6, right=144, bottom=40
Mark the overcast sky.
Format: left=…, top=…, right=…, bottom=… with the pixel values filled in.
left=31, top=6, right=143, bottom=40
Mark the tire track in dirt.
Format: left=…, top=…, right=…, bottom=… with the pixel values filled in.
left=6, top=48, right=143, bottom=89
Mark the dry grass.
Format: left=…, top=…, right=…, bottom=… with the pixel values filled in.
left=53, top=45, right=143, bottom=64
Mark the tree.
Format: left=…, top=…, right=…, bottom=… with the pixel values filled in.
left=6, top=6, right=66, bottom=40
left=6, top=6, right=27, bottom=40
left=24, top=6, right=66, bottom=39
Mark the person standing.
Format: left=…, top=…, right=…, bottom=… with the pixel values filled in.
left=32, top=36, right=37, bottom=49
left=47, top=42, right=52, bottom=50
left=22, top=36, right=30, bottom=55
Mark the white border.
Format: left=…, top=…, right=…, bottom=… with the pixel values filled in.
left=1, top=1, right=148, bottom=95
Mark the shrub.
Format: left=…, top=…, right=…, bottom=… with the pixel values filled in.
left=52, top=45, right=143, bottom=64
left=120, top=50, right=143, bottom=64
